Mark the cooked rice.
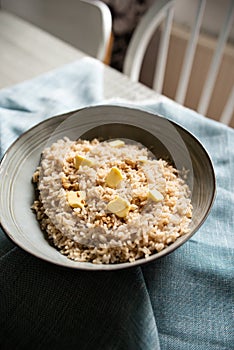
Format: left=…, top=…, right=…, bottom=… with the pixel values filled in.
left=32, top=137, right=192, bottom=264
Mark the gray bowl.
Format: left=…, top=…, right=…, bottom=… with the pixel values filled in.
left=0, top=105, right=216, bottom=270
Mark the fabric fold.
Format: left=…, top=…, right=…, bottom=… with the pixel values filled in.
left=0, top=249, right=160, bottom=350
left=0, top=57, right=104, bottom=158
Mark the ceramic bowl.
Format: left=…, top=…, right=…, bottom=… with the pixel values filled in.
left=0, top=105, right=216, bottom=270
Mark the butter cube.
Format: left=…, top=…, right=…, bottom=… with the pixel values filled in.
left=137, top=156, right=148, bottom=163
left=105, top=167, right=123, bottom=188
left=108, top=139, right=125, bottom=148
left=74, top=154, right=93, bottom=169
left=67, top=190, right=86, bottom=208
left=107, top=196, right=130, bottom=217
left=148, top=189, right=164, bottom=202
left=115, top=207, right=130, bottom=218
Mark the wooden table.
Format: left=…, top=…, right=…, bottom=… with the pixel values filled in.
left=0, top=10, right=160, bottom=102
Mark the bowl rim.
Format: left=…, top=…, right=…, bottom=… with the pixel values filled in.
left=0, top=104, right=216, bottom=270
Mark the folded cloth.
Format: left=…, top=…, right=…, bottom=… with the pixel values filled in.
left=0, top=58, right=233, bottom=350
left=0, top=57, right=104, bottom=158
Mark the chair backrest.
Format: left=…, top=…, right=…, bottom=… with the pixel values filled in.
left=123, top=0, right=234, bottom=126
left=1, top=0, right=112, bottom=62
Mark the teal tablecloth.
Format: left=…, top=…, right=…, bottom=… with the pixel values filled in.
left=0, top=58, right=233, bottom=350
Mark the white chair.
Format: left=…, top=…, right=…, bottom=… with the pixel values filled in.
left=1, top=0, right=112, bottom=62
left=123, top=0, right=234, bottom=126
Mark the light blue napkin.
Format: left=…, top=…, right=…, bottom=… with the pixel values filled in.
left=0, top=57, right=104, bottom=158
left=0, top=58, right=233, bottom=350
